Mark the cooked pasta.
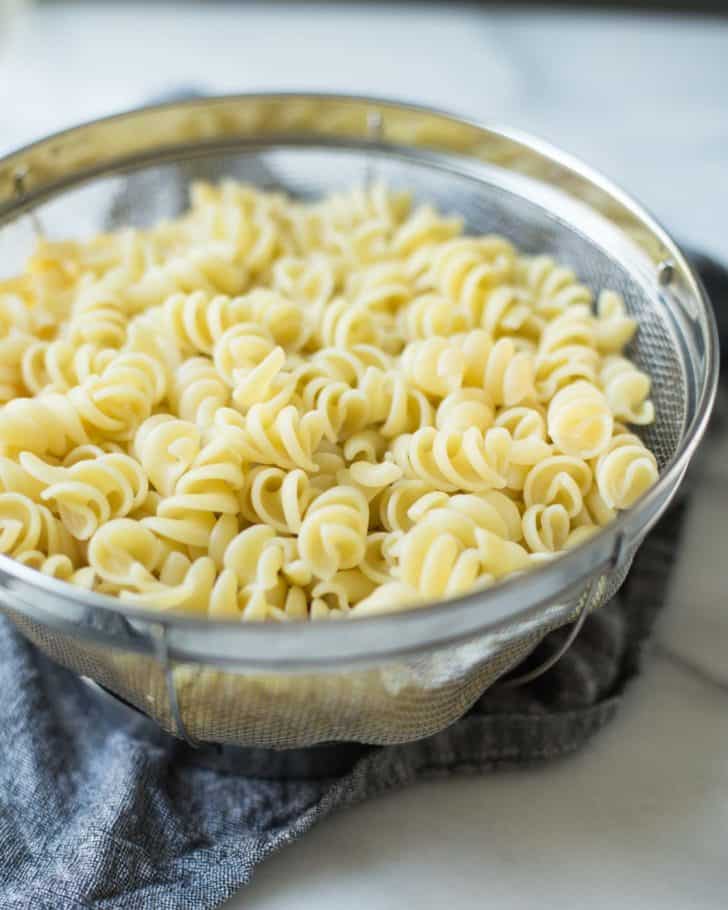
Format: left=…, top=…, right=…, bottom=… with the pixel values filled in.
left=0, top=181, right=659, bottom=620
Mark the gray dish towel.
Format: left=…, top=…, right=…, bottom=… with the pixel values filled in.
left=0, top=253, right=723, bottom=910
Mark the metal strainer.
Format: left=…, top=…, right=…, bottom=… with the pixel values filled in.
left=0, top=95, right=718, bottom=748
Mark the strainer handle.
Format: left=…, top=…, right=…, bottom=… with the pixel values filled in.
left=152, top=623, right=199, bottom=748
left=497, top=572, right=602, bottom=689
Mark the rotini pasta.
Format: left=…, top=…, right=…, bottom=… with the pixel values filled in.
left=0, top=181, right=659, bottom=620
left=19, top=450, right=148, bottom=540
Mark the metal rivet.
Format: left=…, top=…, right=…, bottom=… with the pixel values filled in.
left=366, top=110, right=383, bottom=140
left=364, top=111, right=384, bottom=188
left=11, top=165, right=44, bottom=236
left=12, top=165, right=29, bottom=196
left=658, top=259, right=676, bottom=286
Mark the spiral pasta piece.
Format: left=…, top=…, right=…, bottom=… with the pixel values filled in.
left=397, top=292, right=469, bottom=341
left=272, top=254, right=339, bottom=310
left=401, top=337, right=464, bottom=398
left=522, top=503, right=572, bottom=553
left=15, top=550, right=95, bottom=588
left=516, top=255, right=593, bottom=318
left=390, top=426, right=511, bottom=493
left=120, top=556, right=218, bottom=614
left=595, top=436, right=658, bottom=510
left=316, top=296, right=394, bottom=352
left=0, top=394, right=89, bottom=458
left=215, top=402, right=327, bottom=473
left=21, top=340, right=116, bottom=395
left=349, top=581, right=423, bottom=617
left=134, top=415, right=202, bottom=497
left=19, top=451, right=148, bottom=540
left=594, top=290, right=637, bottom=354
left=436, top=390, right=494, bottom=434
left=376, top=478, right=438, bottom=533
left=63, top=353, right=165, bottom=444
left=0, top=333, right=34, bottom=404
left=534, top=312, right=601, bottom=400
left=358, top=367, right=433, bottom=438
left=142, top=437, right=244, bottom=549
left=164, top=289, right=310, bottom=355
left=494, top=405, right=552, bottom=472
left=428, top=237, right=516, bottom=319
left=599, top=356, right=654, bottom=425
left=395, top=508, right=484, bottom=597
left=476, top=285, right=541, bottom=339
left=547, top=381, right=613, bottom=459
left=217, top=525, right=310, bottom=619
left=298, top=485, right=369, bottom=580
left=121, top=247, right=248, bottom=312
left=0, top=492, right=78, bottom=560
left=0, top=455, right=45, bottom=500
left=239, top=465, right=315, bottom=534
left=294, top=372, right=370, bottom=442
left=172, top=356, right=230, bottom=427
left=88, top=518, right=164, bottom=588
left=523, top=455, right=593, bottom=518
left=64, top=279, right=128, bottom=348
left=459, top=330, right=536, bottom=407
left=393, top=204, right=462, bottom=260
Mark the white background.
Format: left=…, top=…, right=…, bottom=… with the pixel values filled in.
left=2, top=4, right=728, bottom=908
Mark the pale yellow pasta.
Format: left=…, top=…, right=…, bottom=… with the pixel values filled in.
left=87, top=518, right=165, bottom=589
left=21, top=339, right=116, bottom=395
left=0, top=333, right=34, bottom=404
left=401, top=336, right=464, bottom=398
left=358, top=366, right=433, bottom=438
left=376, top=478, right=438, bottom=533
left=547, top=380, right=613, bottom=459
left=459, top=330, right=536, bottom=407
left=523, top=455, right=593, bottom=518
left=272, top=254, right=338, bottom=312
left=594, top=290, right=637, bottom=354
left=298, top=485, right=369, bottom=580
left=395, top=509, right=484, bottom=597
left=595, top=437, right=658, bottom=510
left=522, top=503, right=572, bottom=553
left=534, top=311, right=601, bottom=400
left=141, top=435, right=244, bottom=550
left=64, top=278, right=129, bottom=348
left=0, top=181, right=659, bottom=620
left=436, top=389, right=494, bottom=434
left=293, top=371, right=369, bottom=442
left=516, top=255, right=593, bottom=318
left=133, top=415, right=202, bottom=497
left=428, top=236, right=516, bottom=321
left=16, top=550, right=95, bottom=588
left=172, top=356, right=231, bottom=427
left=397, top=292, right=468, bottom=341
left=390, top=426, right=511, bottom=493
left=599, top=355, right=654, bottom=425
left=239, top=465, right=314, bottom=533
left=19, top=450, right=148, bottom=540
left=0, top=492, right=79, bottom=560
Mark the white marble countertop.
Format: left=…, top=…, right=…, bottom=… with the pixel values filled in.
left=2, top=4, right=727, bottom=908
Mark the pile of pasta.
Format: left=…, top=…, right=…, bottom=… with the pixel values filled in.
left=0, top=181, right=659, bottom=620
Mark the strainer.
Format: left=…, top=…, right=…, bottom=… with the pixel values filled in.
left=0, top=94, right=718, bottom=748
